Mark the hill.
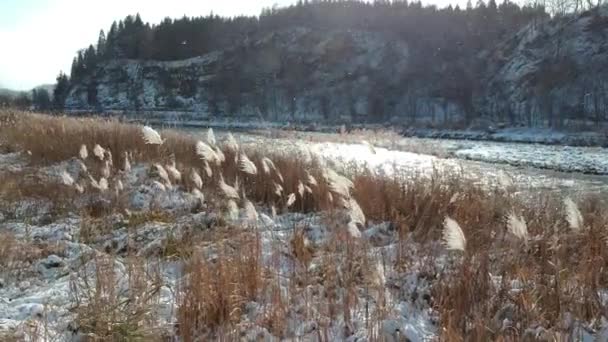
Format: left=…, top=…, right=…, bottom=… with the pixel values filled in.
left=63, top=1, right=608, bottom=131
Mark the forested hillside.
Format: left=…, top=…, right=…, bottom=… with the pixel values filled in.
left=59, top=0, right=608, bottom=130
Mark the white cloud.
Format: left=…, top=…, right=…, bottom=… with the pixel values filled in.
left=0, top=0, right=294, bottom=90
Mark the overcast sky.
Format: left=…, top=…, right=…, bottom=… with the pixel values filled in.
left=0, top=0, right=460, bottom=91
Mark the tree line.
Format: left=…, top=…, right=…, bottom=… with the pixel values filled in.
left=56, top=0, right=608, bottom=127
left=0, top=87, right=54, bottom=111
left=67, top=0, right=548, bottom=81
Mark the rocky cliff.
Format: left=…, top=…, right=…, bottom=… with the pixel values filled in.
left=66, top=9, right=608, bottom=129
left=480, top=10, right=608, bottom=129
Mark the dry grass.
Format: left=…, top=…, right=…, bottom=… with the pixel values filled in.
left=2, top=109, right=608, bottom=340
left=69, top=252, right=164, bottom=341
left=176, top=230, right=263, bottom=340
left=0, top=111, right=195, bottom=166
left=0, top=232, right=67, bottom=284
left=0, top=111, right=330, bottom=214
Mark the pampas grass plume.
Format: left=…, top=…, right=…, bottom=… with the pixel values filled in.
left=297, top=181, right=305, bottom=198
left=443, top=217, right=466, bottom=252
left=273, top=182, right=283, bottom=197
left=195, top=141, right=218, bottom=164
left=219, top=175, right=239, bottom=199
left=79, top=144, right=88, bottom=160
left=123, top=152, right=131, bottom=173
left=190, top=169, right=203, bottom=189
left=362, top=140, right=377, bottom=154
left=324, top=168, right=353, bottom=199
left=93, top=144, right=105, bottom=160
left=243, top=199, right=258, bottom=225
left=239, top=153, right=258, bottom=175
left=98, top=177, right=109, bottom=191
left=346, top=221, right=362, bottom=238
left=142, top=126, right=163, bottom=145
left=225, top=199, right=239, bottom=221
left=207, top=128, right=216, bottom=146
left=225, top=132, right=239, bottom=153
left=61, top=170, right=74, bottom=186
left=506, top=212, right=528, bottom=241
left=564, top=197, right=584, bottom=231
left=165, top=163, right=182, bottom=182
left=286, top=193, right=296, bottom=207
left=152, top=180, right=166, bottom=192
left=154, top=164, right=171, bottom=186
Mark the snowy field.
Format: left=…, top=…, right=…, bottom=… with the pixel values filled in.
left=0, top=151, right=440, bottom=341
left=1, top=115, right=607, bottom=341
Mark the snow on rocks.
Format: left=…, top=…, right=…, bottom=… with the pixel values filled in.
left=0, top=152, right=27, bottom=173
left=380, top=302, right=436, bottom=341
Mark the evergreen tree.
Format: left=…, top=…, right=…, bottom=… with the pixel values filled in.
left=53, top=72, right=70, bottom=110
left=97, top=30, right=106, bottom=57
left=32, top=88, right=51, bottom=110
left=70, top=57, right=79, bottom=81
left=83, top=45, right=97, bottom=72
left=105, top=21, right=118, bottom=58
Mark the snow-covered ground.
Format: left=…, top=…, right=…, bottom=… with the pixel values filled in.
left=0, top=183, right=438, bottom=341
left=192, top=130, right=608, bottom=194
left=0, top=146, right=443, bottom=340
left=1, top=126, right=607, bottom=341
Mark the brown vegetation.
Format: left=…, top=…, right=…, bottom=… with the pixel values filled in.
left=1, top=109, right=607, bottom=340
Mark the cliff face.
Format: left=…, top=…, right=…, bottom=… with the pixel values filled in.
left=66, top=10, right=608, bottom=129
left=479, top=10, right=608, bottom=129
